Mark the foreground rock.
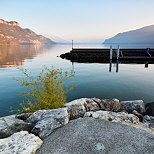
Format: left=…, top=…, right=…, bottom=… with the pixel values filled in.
left=143, top=115, right=154, bottom=130
left=84, top=111, right=140, bottom=124
left=121, top=100, right=145, bottom=114
left=37, top=118, right=154, bottom=154
left=0, top=115, right=33, bottom=139
left=27, top=108, right=69, bottom=139
left=0, top=131, right=42, bottom=154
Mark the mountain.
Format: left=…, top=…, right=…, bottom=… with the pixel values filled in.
left=103, top=25, right=154, bottom=44
left=0, top=19, right=54, bottom=45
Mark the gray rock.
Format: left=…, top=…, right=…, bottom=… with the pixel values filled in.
left=86, top=98, right=100, bottom=111
left=37, top=118, right=154, bottom=154
left=145, top=102, right=154, bottom=116
left=84, top=111, right=94, bottom=117
left=30, top=108, right=69, bottom=139
left=121, top=100, right=145, bottom=114
left=63, top=98, right=87, bottom=120
left=101, top=98, right=122, bottom=112
left=143, top=115, right=154, bottom=129
left=84, top=111, right=140, bottom=124
left=0, top=131, right=43, bottom=154
left=26, top=110, right=53, bottom=124
left=0, top=115, right=33, bottom=139
left=92, top=97, right=106, bottom=110
left=91, top=97, right=102, bottom=103
left=27, top=108, right=68, bottom=124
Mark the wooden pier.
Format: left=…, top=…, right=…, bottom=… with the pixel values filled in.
left=60, top=47, right=154, bottom=64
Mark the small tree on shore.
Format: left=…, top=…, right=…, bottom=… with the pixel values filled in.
left=16, top=66, right=75, bottom=112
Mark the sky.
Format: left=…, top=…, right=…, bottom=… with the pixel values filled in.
left=1, top=0, right=154, bottom=42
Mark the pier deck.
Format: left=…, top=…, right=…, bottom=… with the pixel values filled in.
left=60, top=48, right=154, bottom=64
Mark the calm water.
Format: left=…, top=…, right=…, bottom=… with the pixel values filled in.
left=0, top=43, right=154, bottom=117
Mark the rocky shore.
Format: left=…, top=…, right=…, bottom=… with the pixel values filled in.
left=0, top=98, right=154, bottom=154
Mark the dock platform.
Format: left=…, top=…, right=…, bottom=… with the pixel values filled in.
left=60, top=48, right=154, bottom=64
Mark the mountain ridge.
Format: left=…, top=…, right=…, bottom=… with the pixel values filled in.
left=0, top=19, right=54, bottom=45
left=103, top=25, right=154, bottom=44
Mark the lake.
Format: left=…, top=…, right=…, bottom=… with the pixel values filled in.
left=0, top=43, right=154, bottom=117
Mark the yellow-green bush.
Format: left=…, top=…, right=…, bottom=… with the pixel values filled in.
left=16, top=66, right=75, bottom=112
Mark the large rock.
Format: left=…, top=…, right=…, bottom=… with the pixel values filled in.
left=121, top=100, right=145, bottom=114
left=92, top=97, right=106, bottom=110
left=145, top=102, right=154, bottom=116
left=37, top=118, right=154, bottom=154
left=101, top=98, right=122, bottom=112
left=86, top=98, right=100, bottom=111
left=84, top=111, right=140, bottom=124
left=143, top=115, right=154, bottom=130
left=63, top=98, right=87, bottom=120
left=0, top=115, right=33, bottom=139
left=28, top=108, right=69, bottom=139
left=0, top=131, right=42, bottom=154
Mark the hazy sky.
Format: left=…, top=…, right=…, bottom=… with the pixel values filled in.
left=1, top=0, right=154, bottom=42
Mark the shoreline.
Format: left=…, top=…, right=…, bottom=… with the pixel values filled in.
left=0, top=98, right=154, bottom=153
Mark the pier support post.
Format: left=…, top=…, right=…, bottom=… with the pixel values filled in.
left=116, top=60, right=119, bottom=72
left=117, top=45, right=120, bottom=60
left=109, top=60, right=112, bottom=72
left=145, top=62, right=149, bottom=68
left=72, top=62, right=75, bottom=71
left=110, top=46, right=113, bottom=60
left=72, top=40, right=74, bottom=50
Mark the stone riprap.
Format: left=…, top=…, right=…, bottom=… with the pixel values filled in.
left=0, top=131, right=43, bottom=154
left=101, top=98, right=122, bottom=112
left=121, top=100, right=145, bottom=114
left=0, top=97, right=154, bottom=154
left=63, top=98, right=88, bottom=120
left=84, top=111, right=140, bottom=124
left=0, top=115, right=33, bottom=139
left=27, top=108, right=69, bottom=139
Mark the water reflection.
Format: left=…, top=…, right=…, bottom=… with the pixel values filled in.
left=0, top=45, right=53, bottom=69
left=70, top=60, right=154, bottom=73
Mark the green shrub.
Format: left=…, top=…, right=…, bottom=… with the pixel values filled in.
left=16, top=66, right=75, bottom=112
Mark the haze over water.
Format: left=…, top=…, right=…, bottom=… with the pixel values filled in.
left=0, top=44, right=154, bottom=117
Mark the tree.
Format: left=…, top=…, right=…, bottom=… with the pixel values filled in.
left=16, top=66, right=75, bottom=112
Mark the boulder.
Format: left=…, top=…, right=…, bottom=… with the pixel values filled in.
left=37, top=118, right=154, bottom=154
left=0, top=115, right=33, bottom=139
left=84, top=111, right=140, bottom=124
left=101, top=98, right=122, bottom=112
left=0, top=131, right=42, bottom=154
left=85, top=98, right=100, bottom=111
left=91, top=97, right=102, bottom=104
left=143, top=115, right=154, bottom=129
left=91, top=97, right=106, bottom=110
left=29, top=108, right=69, bottom=139
left=63, top=98, right=87, bottom=120
left=121, top=100, right=145, bottom=114
left=145, top=102, right=154, bottom=116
